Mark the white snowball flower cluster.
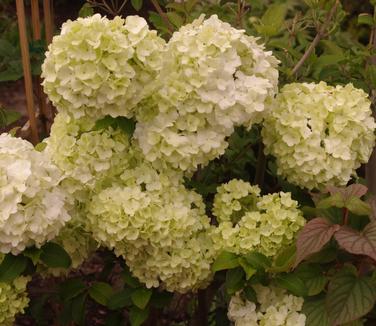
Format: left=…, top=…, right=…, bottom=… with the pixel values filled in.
left=228, top=285, right=306, bottom=326
left=0, top=134, right=71, bottom=254
left=85, top=153, right=216, bottom=292
left=42, top=14, right=165, bottom=119
left=134, top=14, right=279, bottom=172
left=262, top=82, right=376, bottom=190
left=46, top=112, right=132, bottom=193
left=210, top=179, right=305, bottom=257
left=0, top=255, right=30, bottom=326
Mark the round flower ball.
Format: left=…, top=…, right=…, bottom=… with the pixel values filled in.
left=134, top=14, right=279, bottom=172
left=0, top=254, right=30, bottom=326
left=42, top=14, right=166, bottom=119
left=228, top=285, right=306, bottom=326
left=210, top=179, right=305, bottom=257
left=0, top=133, right=71, bottom=254
left=262, top=82, right=376, bottom=190
left=45, top=112, right=132, bottom=193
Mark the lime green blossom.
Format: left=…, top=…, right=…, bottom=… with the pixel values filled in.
left=0, top=254, right=30, bottom=325
left=262, top=82, right=376, bottom=190
left=228, top=285, right=306, bottom=326
left=134, top=14, right=278, bottom=172
left=86, top=156, right=216, bottom=292
left=46, top=112, right=132, bottom=192
left=42, top=14, right=165, bottom=119
left=0, top=133, right=71, bottom=254
left=211, top=179, right=305, bottom=257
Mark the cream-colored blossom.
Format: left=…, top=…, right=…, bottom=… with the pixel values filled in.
left=262, top=82, right=376, bottom=190
left=0, top=254, right=30, bottom=325
left=135, top=14, right=279, bottom=172
left=42, top=14, right=165, bottom=119
left=0, top=134, right=71, bottom=254
left=211, top=179, right=305, bottom=257
left=228, top=285, right=306, bottom=326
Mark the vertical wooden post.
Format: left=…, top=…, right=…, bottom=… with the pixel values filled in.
left=43, top=0, right=54, bottom=45
left=31, top=0, right=51, bottom=133
left=16, top=0, right=39, bottom=144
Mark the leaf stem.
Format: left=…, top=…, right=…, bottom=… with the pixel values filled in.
left=254, top=143, right=266, bottom=190
left=343, top=207, right=349, bottom=225
left=291, top=0, right=340, bottom=76
left=150, top=0, right=174, bottom=34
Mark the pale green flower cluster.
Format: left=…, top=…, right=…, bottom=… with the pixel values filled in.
left=0, top=255, right=30, bottom=326
left=42, top=14, right=165, bottom=119
left=134, top=14, right=279, bottom=171
left=228, top=285, right=306, bottom=326
left=262, top=82, right=376, bottom=190
left=85, top=152, right=216, bottom=292
left=46, top=112, right=131, bottom=192
left=210, top=179, right=305, bottom=257
left=0, top=133, right=71, bottom=254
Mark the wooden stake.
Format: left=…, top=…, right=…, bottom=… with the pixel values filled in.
left=31, top=0, right=52, bottom=133
left=43, top=0, right=54, bottom=45
left=16, top=0, right=39, bottom=144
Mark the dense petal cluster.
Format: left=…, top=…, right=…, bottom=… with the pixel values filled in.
left=0, top=134, right=71, bottom=254
left=228, top=285, right=306, bottom=326
left=86, top=157, right=216, bottom=292
left=42, top=14, right=165, bottom=119
left=262, top=82, right=376, bottom=190
left=0, top=255, right=30, bottom=326
left=46, top=112, right=131, bottom=192
left=211, top=179, right=305, bottom=257
left=134, top=14, right=279, bottom=171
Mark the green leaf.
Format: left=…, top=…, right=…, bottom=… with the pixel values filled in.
left=212, top=251, right=239, bottom=272
left=122, top=269, right=141, bottom=288
left=78, top=3, right=94, bottom=17
left=22, top=247, right=41, bottom=265
left=166, top=12, right=184, bottom=28
left=40, top=242, right=72, bottom=269
left=271, top=245, right=296, bottom=272
left=59, top=279, right=87, bottom=302
left=108, top=289, right=132, bottom=310
left=243, top=286, right=257, bottom=303
left=88, top=282, right=114, bottom=306
left=1, top=109, right=21, bottom=126
left=346, top=197, right=371, bottom=216
left=358, top=13, right=374, bottom=26
left=317, top=193, right=344, bottom=209
left=34, top=142, right=47, bottom=152
left=105, top=312, right=123, bottom=326
left=334, top=222, right=376, bottom=261
left=129, top=306, right=149, bottom=326
left=131, top=0, right=143, bottom=11
left=274, top=273, right=308, bottom=297
left=326, top=266, right=376, bottom=324
left=71, top=293, right=87, bottom=325
left=303, top=297, right=330, bottom=326
left=238, top=257, right=256, bottom=280
left=254, top=4, right=287, bottom=37
left=117, top=117, right=136, bottom=136
left=225, top=268, right=245, bottom=295
left=242, top=251, right=271, bottom=270
left=294, top=264, right=327, bottom=296
left=131, top=288, right=152, bottom=310
left=294, top=218, right=340, bottom=267
left=0, top=254, right=28, bottom=282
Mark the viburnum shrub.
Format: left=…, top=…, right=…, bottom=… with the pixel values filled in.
left=1, top=0, right=376, bottom=325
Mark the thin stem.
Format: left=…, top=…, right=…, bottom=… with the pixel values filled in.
left=254, top=143, right=266, bottom=190
left=343, top=207, right=349, bottom=225
left=291, top=0, right=340, bottom=76
left=150, top=0, right=174, bottom=34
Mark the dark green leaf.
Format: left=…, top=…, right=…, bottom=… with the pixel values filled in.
left=131, top=288, right=152, bottom=310
left=129, top=306, right=149, bottom=326
left=78, top=3, right=94, bottom=17
left=274, top=273, right=308, bottom=297
left=117, top=117, right=136, bottom=136
left=22, top=247, right=42, bottom=265
left=0, top=254, right=28, bottom=282
left=243, top=286, right=257, bottom=303
left=88, top=282, right=114, bottom=306
left=166, top=12, right=184, bottom=28
left=40, top=242, right=71, bottom=269
left=238, top=257, right=257, bottom=280
left=123, top=269, right=141, bottom=288
left=71, top=293, right=87, bottom=325
left=131, top=0, right=143, bottom=11
left=303, top=297, right=330, bottom=326
left=108, top=289, right=132, bottom=310
left=212, top=251, right=239, bottom=272
left=271, top=245, right=296, bottom=272
left=243, top=251, right=271, bottom=270
left=225, top=268, right=245, bottom=295
left=59, top=279, right=86, bottom=302
left=326, top=266, right=376, bottom=324
left=295, top=264, right=327, bottom=296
